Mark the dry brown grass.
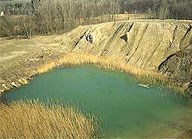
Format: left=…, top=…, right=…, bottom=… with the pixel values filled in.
left=0, top=100, right=97, bottom=139
left=37, top=52, right=184, bottom=93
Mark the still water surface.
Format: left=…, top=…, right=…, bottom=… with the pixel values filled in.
left=2, top=65, right=192, bottom=138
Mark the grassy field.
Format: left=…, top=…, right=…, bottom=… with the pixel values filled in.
left=0, top=35, right=59, bottom=89
left=0, top=100, right=97, bottom=139
left=0, top=35, right=57, bottom=64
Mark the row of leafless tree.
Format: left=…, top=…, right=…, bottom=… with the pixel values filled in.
left=0, top=0, right=191, bottom=38
left=119, top=0, right=192, bottom=20
left=0, top=0, right=121, bottom=38
left=31, top=0, right=120, bottom=35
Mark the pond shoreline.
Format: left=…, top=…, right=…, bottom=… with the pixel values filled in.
left=0, top=52, right=187, bottom=97
left=1, top=20, right=192, bottom=97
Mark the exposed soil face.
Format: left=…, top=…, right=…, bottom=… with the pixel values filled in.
left=56, top=20, right=192, bottom=95
left=56, top=20, right=192, bottom=70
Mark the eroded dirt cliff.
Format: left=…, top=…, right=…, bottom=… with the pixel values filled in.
left=55, top=20, right=192, bottom=94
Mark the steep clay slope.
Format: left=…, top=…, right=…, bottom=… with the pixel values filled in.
left=57, top=20, right=191, bottom=70
left=56, top=20, right=192, bottom=92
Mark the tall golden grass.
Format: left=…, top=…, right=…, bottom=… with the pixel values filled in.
left=0, top=100, right=97, bottom=139
left=37, top=52, right=184, bottom=93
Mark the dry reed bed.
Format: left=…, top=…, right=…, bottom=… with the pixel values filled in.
left=0, top=101, right=96, bottom=139
left=37, top=52, right=184, bottom=93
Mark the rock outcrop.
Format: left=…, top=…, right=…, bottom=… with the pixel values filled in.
left=159, top=47, right=192, bottom=94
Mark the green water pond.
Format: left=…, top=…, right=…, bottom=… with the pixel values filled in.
left=2, top=65, right=192, bottom=138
